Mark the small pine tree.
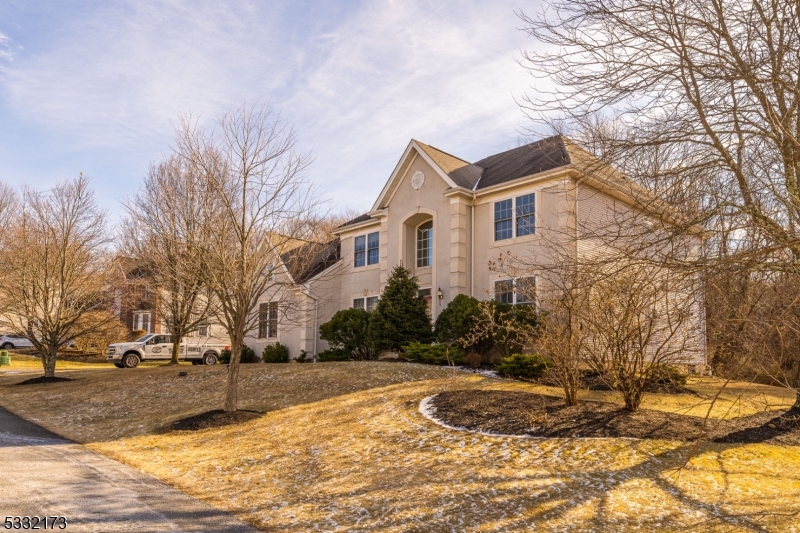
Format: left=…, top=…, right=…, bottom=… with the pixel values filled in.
left=369, top=265, right=433, bottom=352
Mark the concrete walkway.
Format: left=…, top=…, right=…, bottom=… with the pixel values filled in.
left=0, top=407, right=259, bottom=532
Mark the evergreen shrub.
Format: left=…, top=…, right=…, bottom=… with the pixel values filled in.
left=402, top=342, right=464, bottom=365
left=495, top=353, right=550, bottom=380
left=317, top=348, right=351, bottom=362
left=262, top=343, right=289, bottom=363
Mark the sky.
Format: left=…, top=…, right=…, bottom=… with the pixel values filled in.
left=0, top=0, right=548, bottom=221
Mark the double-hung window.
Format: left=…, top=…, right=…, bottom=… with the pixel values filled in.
left=355, top=232, right=379, bottom=267
left=416, top=221, right=433, bottom=268
left=133, top=312, right=151, bottom=333
left=367, top=232, right=379, bottom=265
left=258, top=302, right=278, bottom=339
left=516, top=193, right=535, bottom=236
left=494, top=193, right=535, bottom=240
left=494, top=277, right=536, bottom=305
left=353, top=296, right=379, bottom=312
left=494, top=200, right=513, bottom=241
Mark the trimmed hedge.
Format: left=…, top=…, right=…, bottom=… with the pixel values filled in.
left=219, top=345, right=256, bottom=364
left=262, top=343, right=290, bottom=363
left=317, top=348, right=350, bottom=362
left=648, top=365, right=688, bottom=387
left=495, top=353, right=549, bottom=380
left=401, top=342, right=464, bottom=365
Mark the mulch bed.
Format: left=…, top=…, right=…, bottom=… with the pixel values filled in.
left=170, top=409, right=263, bottom=431
left=542, top=371, right=696, bottom=395
left=14, top=376, right=75, bottom=386
left=428, top=390, right=800, bottom=445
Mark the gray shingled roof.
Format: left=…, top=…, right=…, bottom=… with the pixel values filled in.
left=280, top=238, right=341, bottom=283
left=336, top=213, right=374, bottom=229
left=472, top=135, right=570, bottom=190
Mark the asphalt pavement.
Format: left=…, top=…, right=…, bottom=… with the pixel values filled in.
left=0, top=406, right=259, bottom=532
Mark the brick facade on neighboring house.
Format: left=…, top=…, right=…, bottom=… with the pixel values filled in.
left=107, top=257, right=162, bottom=335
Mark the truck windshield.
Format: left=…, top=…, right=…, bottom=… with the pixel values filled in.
left=134, top=334, right=154, bottom=342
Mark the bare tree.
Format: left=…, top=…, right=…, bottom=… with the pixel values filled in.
left=0, top=176, right=112, bottom=377
left=122, top=155, right=216, bottom=364
left=582, top=261, right=696, bottom=411
left=518, top=0, right=800, bottom=405
left=0, top=182, right=19, bottom=324
left=175, top=103, right=319, bottom=412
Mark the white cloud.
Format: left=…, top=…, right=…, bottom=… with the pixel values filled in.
left=0, top=0, right=544, bottom=215
left=284, top=0, right=536, bottom=211
left=0, top=31, right=13, bottom=61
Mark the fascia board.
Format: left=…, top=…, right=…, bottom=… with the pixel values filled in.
left=332, top=218, right=381, bottom=236
left=370, top=140, right=417, bottom=212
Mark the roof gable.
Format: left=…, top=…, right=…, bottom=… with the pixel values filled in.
left=371, top=140, right=469, bottom=211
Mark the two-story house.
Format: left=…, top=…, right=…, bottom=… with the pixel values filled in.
left=247, top=135, right=706, bottom=365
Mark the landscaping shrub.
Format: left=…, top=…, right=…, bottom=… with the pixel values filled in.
left=463, top=352, right=482, bottom=368
left=434, top=295, right=490, bottom=354
left=317, top=348, right=351, bottom=361
left=648, top=365, right=688, bottom=387
left=402, top=342, right=464, bottom=365
left=296, top=350, right=312, bottom=363
left=219, top=345, right=256, bottom=364
left=369, top=265, right=433, bottom=352
left=262, top=343, right=289, bottom=363
left=319, top=308, right=372, bottom=360
left=495, top=353, right=550, bottom=380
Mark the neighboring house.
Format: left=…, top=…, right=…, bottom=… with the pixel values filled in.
left=107, top=257, right=222, bottom=339
left=107, top=257, right=162, bottom=335
left=248, top=135, right=706, bottom=364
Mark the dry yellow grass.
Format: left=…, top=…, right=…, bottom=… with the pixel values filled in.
left=0, top=362, right=798, bottom=532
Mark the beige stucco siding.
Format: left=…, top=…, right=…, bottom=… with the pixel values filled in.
left=473, top=178, right=575, bottom=303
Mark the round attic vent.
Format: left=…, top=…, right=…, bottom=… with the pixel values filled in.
left=411, top=170, right=425, bottom=190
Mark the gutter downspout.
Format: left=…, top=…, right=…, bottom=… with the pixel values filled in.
left=301, top=284, right=319, bottom=362
left=471, top=192, right=476, bottom=297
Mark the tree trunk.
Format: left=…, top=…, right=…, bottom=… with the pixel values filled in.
left=43, top=345, right=57, bottom=378
left=792, top=390, right=800, bottom=412
left=170, top=335, right=182, bottom=365
left=224, top=337, right=241, bottom=412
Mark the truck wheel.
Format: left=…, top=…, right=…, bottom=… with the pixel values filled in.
left=202, top=352, right=218, bottom=366
left=1, top=342, right=14, bottom=350
left=114, top=363, right=124, bottom=368
left=122, top=353, right=140, bottom=368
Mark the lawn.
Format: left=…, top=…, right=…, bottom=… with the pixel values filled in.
left=0, top=350, right=188, bottom=373
left=0, top=362, right=798, bottom=532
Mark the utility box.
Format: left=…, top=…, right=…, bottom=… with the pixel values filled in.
left=0, top=350, right=10, bottom=366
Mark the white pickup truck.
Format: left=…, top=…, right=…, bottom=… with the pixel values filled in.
left=107, top=333, right=230, bottom=368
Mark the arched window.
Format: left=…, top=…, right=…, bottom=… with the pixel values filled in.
left=416, top=220, right=433, bottom=268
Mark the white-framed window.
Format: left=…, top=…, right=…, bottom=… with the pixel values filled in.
left=132, top=312, right=152, bottom=333
left=258, top=302, right=278, bottom=338
left=267, top=263, right=275, bottom=281
left=416, top=221, right=433, bottom=268
left=355, top=231, right=380, bottom=267
left=353, top=296, right=380, bottom=312
left=366, top=296, right=379, bottom=312
left=197, top=318, right=209, bottom=337
left=494, top=277, right=536, bottom=305
left=494, top=193, right=535, bottom=241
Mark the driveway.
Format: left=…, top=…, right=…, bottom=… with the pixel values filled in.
left=0, top=407, right=258, bottom=532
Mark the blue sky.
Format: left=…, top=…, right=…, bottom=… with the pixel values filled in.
left=0, top=0, right=547, bottom=220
